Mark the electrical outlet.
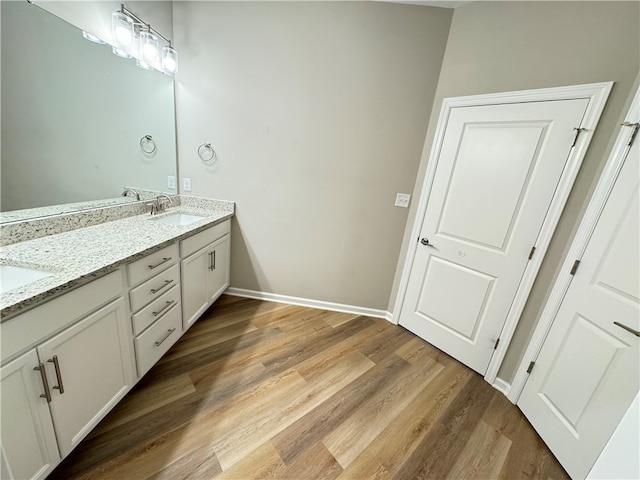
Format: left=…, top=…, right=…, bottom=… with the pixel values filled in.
left=395, top=193, right=411, bottom=208
left=167, top=175, right=176, bottom=190
left=183, top=177, right=192, bottom=192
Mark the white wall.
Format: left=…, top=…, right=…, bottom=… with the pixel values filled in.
left=174, top=1, right=452, bottom=310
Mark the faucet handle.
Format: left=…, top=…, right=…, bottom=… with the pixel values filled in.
left=146, top=202, right=157, bottom=215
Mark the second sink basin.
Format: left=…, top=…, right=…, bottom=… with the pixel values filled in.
left=149, top=212, right=206, bottom=226
left=1, top=265, right=53, bottom=293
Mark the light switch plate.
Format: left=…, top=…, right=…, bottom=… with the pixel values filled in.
left=395, top=193, right=411, bottom=208
left=167, top=176, right=176, bottom=190
left=183, top=177, right=192, bottom=192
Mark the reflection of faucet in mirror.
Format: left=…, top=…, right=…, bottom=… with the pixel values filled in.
left=122, top=188, right=140, bottom=201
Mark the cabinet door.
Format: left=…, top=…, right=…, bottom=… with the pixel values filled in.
left=1, top=350, right=60, bottom=480
left=209, top=234, right=230, bottom=304
left=37, top=298, right=134, bottom=457
left=181, top=245, right=211, bottom=330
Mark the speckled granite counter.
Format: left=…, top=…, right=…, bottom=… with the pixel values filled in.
left=0, top=196, right=234, bottom=320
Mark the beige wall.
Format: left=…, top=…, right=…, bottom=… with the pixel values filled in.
left=390, top=1, right=639, bottom=382
left=173, top=1, right=452, bottom=309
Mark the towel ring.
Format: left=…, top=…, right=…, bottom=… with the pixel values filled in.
left=198, top=142, right=217, bottom=163
left=140, top=135, right=157, bottom=155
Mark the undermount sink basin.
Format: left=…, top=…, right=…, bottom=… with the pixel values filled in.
left=0, top=265, right=53, bottom=293
left=149, top=212, right=206, bottom=226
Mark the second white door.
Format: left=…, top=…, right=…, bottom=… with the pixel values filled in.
left=399, top=98, right=589, bottom=374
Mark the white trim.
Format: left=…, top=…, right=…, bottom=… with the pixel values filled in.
left=492, top=377, right=512, bottom=397
left=508, top=85, right=640, bottom=404
left=225, top=287, right=390, bottom=320
left=391, top=82, right=613, bottom=384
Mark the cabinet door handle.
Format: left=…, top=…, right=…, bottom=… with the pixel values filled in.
left=33, top=363, right=52, bottom=403
left=152, top=300, right=175, bottom=317
left=614, top=321, right=640, bottom=337
left=213, top=250, right=216, bottom=270
left=209, top=251, right=214, bottom=271
left=47, top=355, right=65, bottom=394
left=148, top=257, right=172, bottom=270
left=154, top=328, right=176, bottom=347
left=150, top=279, right=174, bottom=294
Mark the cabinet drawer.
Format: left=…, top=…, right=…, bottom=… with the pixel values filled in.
left=127, top=243, right=178, bottom=287
left=134, top=303, right=181, bottom=376
left=180, top=220, right=230, bottom=258
left=131, top=285, right=181, bottom=335
left=129, top=264, right=180, bottom=312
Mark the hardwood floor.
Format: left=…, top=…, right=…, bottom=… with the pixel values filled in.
left=49, top=295, right=569, bottom=480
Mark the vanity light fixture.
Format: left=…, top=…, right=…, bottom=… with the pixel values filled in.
left=82, top=31, right=106, bottom=44
left=112, top=46, right=132, bottom=59
left=136, top=58, right=154, bottom=70
left=110, top=3, right=178, bottom=75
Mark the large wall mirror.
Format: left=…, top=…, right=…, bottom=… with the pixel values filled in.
left=1, top=1, right=177, bottom=222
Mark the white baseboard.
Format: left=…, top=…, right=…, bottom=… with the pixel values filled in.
left=225, top=287, right=391, bottom=320
left=492, top=377, right=512, bottom=399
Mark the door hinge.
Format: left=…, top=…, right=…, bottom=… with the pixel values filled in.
left=526, top=361, right=535, bottom=374
left=571, top=127, right=586, bottom=147
left=528, top=246, right=536, bottom=260
left=570, top=259, right=581, bottom=275
left=493, top=338, right=500, bottom=350
left=621, top=122, right=640, bottom=146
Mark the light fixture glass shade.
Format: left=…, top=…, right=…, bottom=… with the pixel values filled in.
left=111, top=11, right=134, bottom=47
left=162, top=45, right=179, bottom=74
left=112, top=46, right=132, bottom=59
left=140, top=30, right=159, bottom=61
left=82, top=31, right=106, bottom=44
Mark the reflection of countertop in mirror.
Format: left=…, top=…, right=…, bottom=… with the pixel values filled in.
left=0, top=196, right=235, bottom=320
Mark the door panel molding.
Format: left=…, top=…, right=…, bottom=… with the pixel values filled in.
left=509, top=84, right=640, bottom=403
left=391, top=82, right=613, bottom=386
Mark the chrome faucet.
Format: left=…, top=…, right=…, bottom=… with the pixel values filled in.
left=122, top=188, right=140, bottom=201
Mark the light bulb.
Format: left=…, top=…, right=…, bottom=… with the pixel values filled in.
left=162, top=45, right=178, bottom=74
left=140, top=30, right=159, bottom=60
left=111, top=11, right=134, bottom=47
left=136, top=59, right=153, bottom=70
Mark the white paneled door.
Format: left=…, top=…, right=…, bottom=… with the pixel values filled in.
left=518, top=128, right=639, bottom=479
left=399, top=98, right=590, bottom=374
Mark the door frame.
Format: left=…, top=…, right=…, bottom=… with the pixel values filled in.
left=509, top=84, right=640, bottom=404
left=391, top=82, right=613, bottom=389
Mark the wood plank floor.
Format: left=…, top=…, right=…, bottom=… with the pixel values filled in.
left=49, top=295, right=570, bottom=480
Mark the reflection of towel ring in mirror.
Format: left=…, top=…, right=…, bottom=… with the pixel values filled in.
left=198, top=142, right=217, bottom=163
left=140, top=135, right=157, bottom=155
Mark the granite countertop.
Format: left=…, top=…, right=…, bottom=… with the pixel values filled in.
left=0, top=198, right=234, bottom=320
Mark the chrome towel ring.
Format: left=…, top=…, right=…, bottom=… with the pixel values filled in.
left=140, top=135, right=157, bottom=154
left=198, top=142, right=217, bottom=163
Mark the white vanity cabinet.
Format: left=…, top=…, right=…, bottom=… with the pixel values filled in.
left=1, top=350, right=60, bottom=480
left=0, top=270, right=135, bottom=478
left=127, top=243, right=183, bottom=377
left=180, top=220, right=231, bottom=330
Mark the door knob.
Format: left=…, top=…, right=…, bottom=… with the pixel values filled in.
left=420, top=238, right=435, bottom=247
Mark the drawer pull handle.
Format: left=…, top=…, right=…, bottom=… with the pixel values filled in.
left=209, top=251, right=216, bottom=271
left=153, top=300, right=175, bottom=317
left=148, top=257, right=172, bottom=270
left=150, top=279, right=174, bottom=294
left=47, top=355, right=65, bottom=394
left=33, top=363, right=52, bottom=403
left=155, top=328, right=176, bottom=347
left=614, top=321, right=640, bottom=337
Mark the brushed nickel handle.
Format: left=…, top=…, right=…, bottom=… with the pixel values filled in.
left=148, top=257, right=172, bottom=270
left=154, top=328, right=176, bottom=347
left=33, top=363, right=52, bottom=403
left=47, top=355, right=65, bottom=394
left=209, top=251, right=214, bottom=271
left=213, top=250, right=216, bottom=270
left=420, top=238, right=435, bottom=247
left=614, top=321, right=640, bottom=337
left=152, top=300, right=175, bottom=317
left=150, top=279, right=174, bottom=294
